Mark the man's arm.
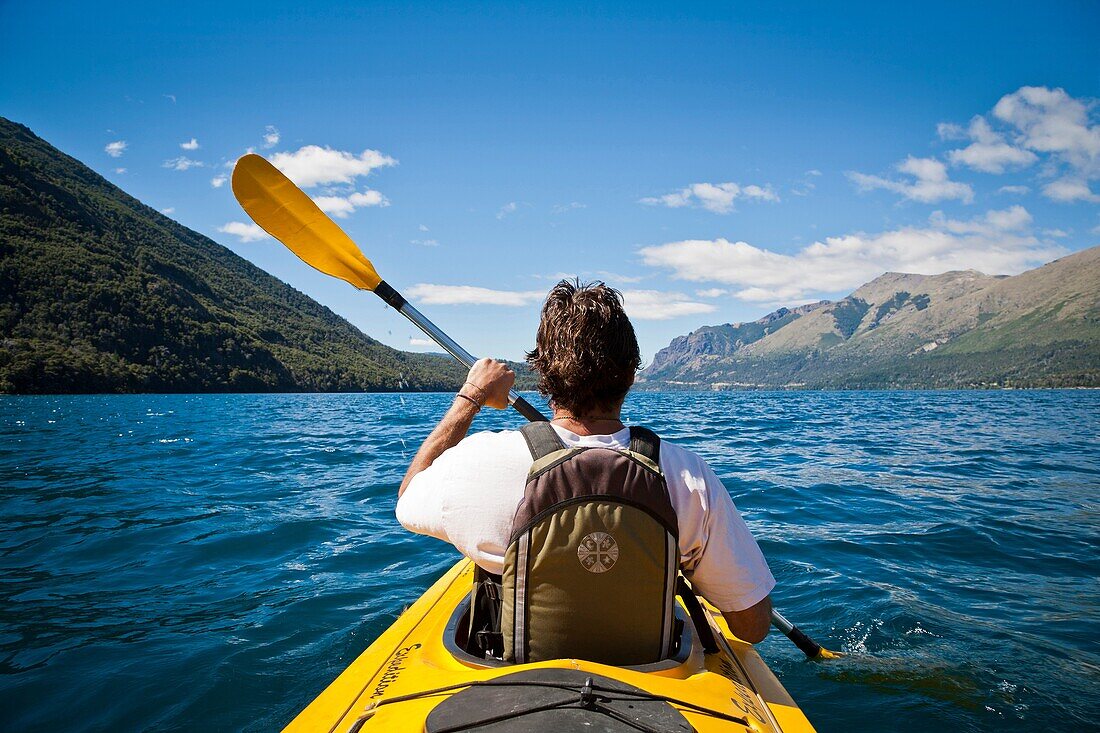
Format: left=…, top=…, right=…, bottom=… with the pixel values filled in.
left=722, top=595, right=772, bottom=644
left=398, top=358, right=515, bottom=498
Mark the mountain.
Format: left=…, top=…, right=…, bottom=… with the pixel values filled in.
left=0, top=117, right=474, bottom=394
left=640, top=247, right=1100, bottom=389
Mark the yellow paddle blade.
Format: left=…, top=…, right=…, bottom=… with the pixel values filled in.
left=231, top=154, right=382, bottom=291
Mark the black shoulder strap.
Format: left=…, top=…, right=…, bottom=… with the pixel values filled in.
left=520, top=422, right=566, bottom=461
left=628, top=426, right=661, bottom=464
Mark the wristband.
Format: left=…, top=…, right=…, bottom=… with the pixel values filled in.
left=455, top=393, right=481, bottom=411
left=463, top=381, right=487, bottom=401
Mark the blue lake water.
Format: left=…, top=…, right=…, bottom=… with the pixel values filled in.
left=1, top=391, right=1098, bottom=732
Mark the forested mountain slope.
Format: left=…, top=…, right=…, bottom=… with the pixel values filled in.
left=0, top=117, right=471, bottom=393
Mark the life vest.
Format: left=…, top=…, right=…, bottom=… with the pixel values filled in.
left=501, top=422, right=680, bottom=665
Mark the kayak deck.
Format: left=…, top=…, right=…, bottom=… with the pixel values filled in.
left=284, top=559, right=815, bottom=732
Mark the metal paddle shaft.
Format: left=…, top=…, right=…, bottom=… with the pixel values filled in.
left=373, top=282, right=547, bottom=423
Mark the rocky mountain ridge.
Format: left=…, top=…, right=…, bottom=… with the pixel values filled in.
left=640, top=248, right=1100, bottom=389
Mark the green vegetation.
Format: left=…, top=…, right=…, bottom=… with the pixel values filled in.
left=0, top=118, right=532, bottom=394
left=831, top=297, right=870, bottom=338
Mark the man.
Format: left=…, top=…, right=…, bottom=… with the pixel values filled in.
left=397, top=280, right=774, bottom=644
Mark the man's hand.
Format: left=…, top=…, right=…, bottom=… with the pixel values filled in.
left=462, top=358, right=515, bottom=409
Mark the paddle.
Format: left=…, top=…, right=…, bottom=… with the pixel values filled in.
left=230, top=154, right=545, bottom=423
left=230, top=153, right=841, bottom=660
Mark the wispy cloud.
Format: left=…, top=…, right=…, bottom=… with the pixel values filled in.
left=419, top=224, right=430, bottom=232
left=160, top=207, right=175, bottom=215
left=551, top=201, right=587, bottom=214
left=163, top=94, right=177, bottom=104
left=640, top=182, right=779, bottom=214
left=268, top=145, right=395, bottom=187
left=848, top=156, right=973, bottom=204
left=263, top=125, right=280, bottom=148
left=935, top=86, right=1100, bottom=203
left=993, top=86, right=1100, bottom=176
left=620, top=290, right=715, bottom=320
left=496, top=202, right=519, bottom=220
left=163, top=156, right=204, bottom=171
left=312, top=190, right=389, bottom=217
left=113, top=168, right=126, bottom=174
left=407, top=284, right=544, bottom=306
left=180, top=138, right=200, bottom=150
left=105, top=140, right=127, bottom=157
left=408, top=337, right=434, bottom=347
left=211, top=174, right=227, bottom=188
left=593, top=271, right=645, bottom=284
left=411, top=239, right=439, bottom=246
left=946, top=116, right=1037, bottom=173
left=998, top=185, right=1030, bottom=195
left=218, top=221, right=270, bottom=243
left=1041, top=178, right=1100, bottom=203
left=640, top=206, right=1060, bottom=304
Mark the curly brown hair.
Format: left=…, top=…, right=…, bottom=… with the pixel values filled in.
left=526, top=280, right=641, bottom=415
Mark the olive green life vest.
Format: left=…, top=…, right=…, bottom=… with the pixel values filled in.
left=501, top=423, right=680, bottom=665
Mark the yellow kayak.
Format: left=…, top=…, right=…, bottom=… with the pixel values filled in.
left=284, top=558, right=816, bottom=732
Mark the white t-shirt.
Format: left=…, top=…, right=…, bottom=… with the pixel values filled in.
left=396, top=424, right=775, bottom=612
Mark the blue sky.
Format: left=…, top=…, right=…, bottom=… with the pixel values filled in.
left=2, top=1, right=1098, bottom=363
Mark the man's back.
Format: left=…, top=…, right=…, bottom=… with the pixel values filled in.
left=397, top=423, right=775, bottom=615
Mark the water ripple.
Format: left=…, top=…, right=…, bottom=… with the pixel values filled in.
left=0, top=391, right=1098, bottom=732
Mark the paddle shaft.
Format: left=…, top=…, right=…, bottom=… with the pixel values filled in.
left=373, top=281, right=547, bottom=423
left=769, top=608, right=823, bottom=658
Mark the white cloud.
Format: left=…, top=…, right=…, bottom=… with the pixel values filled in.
left=211, top=174, right=227, bottom=188
left=696, top=288, right=729, bottom=298
left=927, top=204, right=1031, bottom=234
left=180, top=138, right=199, bottom=150
left=1043, top=228, right=1069, bottom=238
left=163, top=94, right=176, bottom=104
left=640, top=181, right=779, bottom=214
left=411, top=239, right=439, bottom=246
left=620, top=290, right=716, bottom=320
left=993, top=86, right=1100, bottom=175
left=263, top=125, right=280, bottom=148
left=163, top=156, right=204, bottom=171
left=312, top=189, right=389, bottom=218
left=268, top=145, right=396, bottom=187
left=552, top=201, right=587, bottom=214
left=160, top=207, right=175, bottom=215
left=407, top=284, right=544, bottom=306
left=639, top=206, right=1060, bottom=303
left=1042, top=178, right=1100, bottom=203
left=497, top=202, right=518, bottom=220
left=998, top=185, right=1030, bottom=195
left=936, top=122, right=967, bottom=141
left=848, top=156, right=974, bottom=204
left=419, top=224, right=430, bottom=232
left=105, top=140, right=127, bottom=157
left=113, top=168, right=126, bottom=174
left=947, top=116, right=1037, bottom=173
left=593, top=271, right=645, bottom=284
left=408, top=338, right=434, bottom=347
left=218, top=221, right=270, bottom=243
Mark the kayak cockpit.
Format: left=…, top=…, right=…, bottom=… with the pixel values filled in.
left=443, top=588, right=699, bottom=671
